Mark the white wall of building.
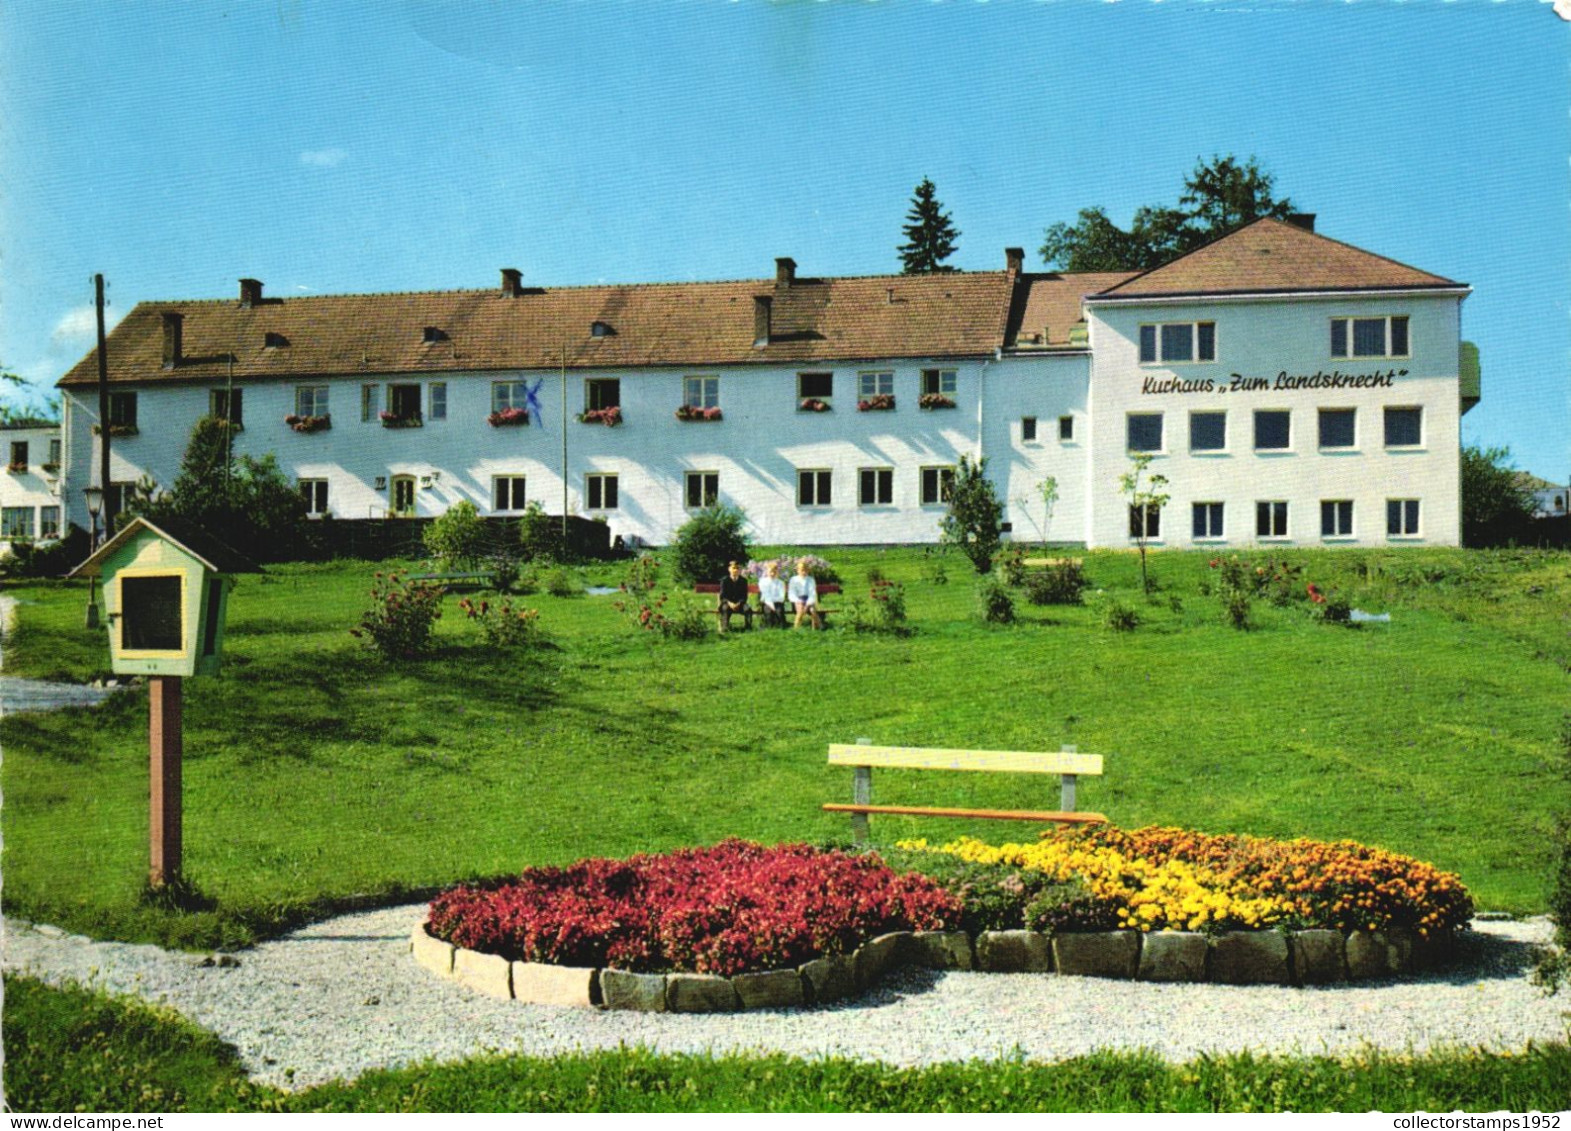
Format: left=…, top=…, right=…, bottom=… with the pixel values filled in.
left=1085, top=292, right=1464, bottom=549
left=1, top=424, right=65, bottom=552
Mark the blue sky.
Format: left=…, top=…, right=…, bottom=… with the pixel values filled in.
left=1, top=1, right=1565, bottom=482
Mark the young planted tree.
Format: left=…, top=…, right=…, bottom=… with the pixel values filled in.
left=939, top=455, right=1002, bottom=574
left=1118, top=452, right=1169, bottom=594
left=897, top=177, right=961, bottom=274
left=1460, top=444, right=1538, bottom=547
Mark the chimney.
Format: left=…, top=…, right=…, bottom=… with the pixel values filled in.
left=775, top=257, right=796, bottom=287
left=1285, top=213, right=1316, bottom=233
left=753, top=295, right=772, bottom=348
left=1005, top=247, right=1024, bottom=275
left=501, top=268, right=523, bottom=298
left=161, top=311, right=184, bottom=369
left=239, top=278, right=263, bottom=307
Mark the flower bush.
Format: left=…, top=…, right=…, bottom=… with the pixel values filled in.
left=577, top=406, right=623, bottom=426
left=487, top=407, right=530, bottom=428
left=427, top=840, right=961, bottom=975
left=674, top=405, right=723, bottom=422
left=458, top=595, right=541, bottom=648
left=918, top=393, right=956, bottom=410
left=379, top=410, right=422, bottom=428
left=743, top=555, right=840, bottom=584
left=284, top=413, right=332, bottom=433
left=897, top=825, right=1473, bottom=937
left=798, top=398, right=831, bottom=413
left=857, top=394, right=896, bottom=412
left=349, top=571, right=445, bottom=659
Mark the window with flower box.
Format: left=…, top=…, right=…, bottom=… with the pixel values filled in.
left=920, top=465, right=955, bottom=506
left=586, top=473, right=618, bottom=511
left=921, top=368, right=957, bottom=396
left=39, top=506, right=60, bottom=540
left=797, top=372, right=833, bottom=410
left=1331, top=315, right=1408, bottom=359
left=1256, top=500, right=1289, bottom=538
left=299, top=479, right=329, bottom=517
left=295, top=385, right=329, bottom=418
left=8, top=441, right=27, bottom=471
left=684, top=471, right=719, bottom=510
left=858, top=371, right=893, bottom=399
left=797, top=468, right=832, bottom=507
left=493, top=476, right=527, bottom=512
left=684, top=376, right=719, bottom=409
left=859, top=467, right=893, bottom=506
left=585, top=379, right=620, bottom=413
left=384, top=384, right=422, bottom=426
left=1321, top=499, right=1354, bottom=538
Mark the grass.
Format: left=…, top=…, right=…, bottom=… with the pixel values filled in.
left=7, top=974, right=1568, bottom=1113
left=2, top=545, right=1568, bottom=952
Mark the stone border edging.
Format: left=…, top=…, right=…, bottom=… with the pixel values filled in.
left=412, top=921, right=1446, bottom=1012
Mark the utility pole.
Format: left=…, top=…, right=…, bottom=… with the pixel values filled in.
left=95, top=274, right=110, bottom=541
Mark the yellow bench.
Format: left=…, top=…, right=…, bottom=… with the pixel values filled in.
left=823, top=741, right=1107, bottom=843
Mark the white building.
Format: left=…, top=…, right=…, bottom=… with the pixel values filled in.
left=0, top=422, right=64, bottom=555
left=55, top=217, right=1476, bottom=549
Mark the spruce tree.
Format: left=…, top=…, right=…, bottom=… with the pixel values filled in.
left=898, top=177, right=960, bottom=274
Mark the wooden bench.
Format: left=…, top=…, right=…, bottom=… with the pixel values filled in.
left=823, top=741, right=1107, bottom=843
left=409, top=571, right=496, bottom=592
left=1020, top=557, right=1084, bottom=570
left=693, top=581, right=841, bottom=627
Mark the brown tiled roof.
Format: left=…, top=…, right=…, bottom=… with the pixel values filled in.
left=1094, top=218, right=1461, bottom=300
left=58, top=271, right=1018, bottom=387
left=1006, top=272, right=1138, bottom=348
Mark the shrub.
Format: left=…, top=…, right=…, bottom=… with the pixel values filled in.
left=427, top=840, right=962, bottom=976
left=0, top=524, right=89, bottom=580
left=543, top=566, right=582, bottom=597
left=349, top=571, right=444, bottom=659
left=998, top=545, right=1028, bottom=586
left=517, top=501, right=563, bottom=563
left=939, top=455, right=1003, bottom=574
left=920, top=547, right=949, bottom=586
left=742, top=554, right=839, bottom=584
left=1308, top=582, right=1353, bottom=625
left=847, top=580, right=908, bottom=634
left=486, top=551, right=520, bottom=593
left=458, top=596, right=541, bottom=648
left=1533, top=716, right=1571, bottom=994
left=671, top=504, right=751, bottom=584
left=975, top=576, right=1015, bottom=624
left=1100, top=597, right=1139, bottom=632
left=865, top=564, right=886, bottom=584
left=1023, top=560, right=1088, bottom=606
left=422, top=500, right=487, bottom=571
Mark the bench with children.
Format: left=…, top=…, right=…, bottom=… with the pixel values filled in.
left=693, top=558, right=841, bottom=632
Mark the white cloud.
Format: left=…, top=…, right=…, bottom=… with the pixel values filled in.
left=51, top=305, right=99, bottom=347
left=299, top=148, right=347, bottom=168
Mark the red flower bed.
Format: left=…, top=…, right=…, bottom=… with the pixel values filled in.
left=427, top=839, right=961, bottom=976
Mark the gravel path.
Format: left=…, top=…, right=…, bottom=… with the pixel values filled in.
left=0, top=594, right=117, bottom=716
left=4, top=907, right=1567, bottom=1092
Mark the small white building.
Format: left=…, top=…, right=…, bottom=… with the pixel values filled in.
left=54, top=217, right=1476, bottom=549
left=0, top=421, right=65, bottom=555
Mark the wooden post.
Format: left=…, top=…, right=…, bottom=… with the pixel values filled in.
left=852, top=736, right=872, bottom=843
left=1059, top=743, right=1078, bottom=813
left=148, top=676, right=183, bottom=887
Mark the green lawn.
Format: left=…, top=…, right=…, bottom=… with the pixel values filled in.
left=2, top=545, right=1568, bottom=951
left=7, top=974, right=1568, bottom=1114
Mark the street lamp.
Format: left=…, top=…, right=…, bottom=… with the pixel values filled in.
left=83, top=485, right=103, bottom=629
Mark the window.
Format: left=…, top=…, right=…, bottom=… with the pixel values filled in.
left=858, top=371, right=893, bottom=398
left=1256, top=501, right=1289, bottom=538
left=1127, top=413, right=1164, bottom=452
left=389, top=475, right=417, bottom=517
left=920, top=368, right=957, bottom=396
left=1387, top=498, right=1421, bottom=537
left=108, top=391, right=137, bottom=428
left=209, top=388, right=243, bottom=426
left=1129, top=504, right=1161, bottom=539
left=492, top=382, right=529, bottom=413
left=684, top=376, right=719, bottom=409
left=586, top=473, right=619, bottom=511
left=429, top=383, right=447, bottom=421
left=1058, top=415, right=1074, bottom=442
left=493, top=476, right=527, bottom=512
left=920, top=466, right=956, bottom=506
left=1021, top=416, right=1038, bottom=442
left=1253, top=410, right=1291, bottom=451
left=684, top=471, right=719, bottom=510
left=1321, top=500, right=1354, bottom=538
left=8, top=441, right=27, bottom=470
left=2, top=507, right=34, bottom=540
left=361, top=384, right=380, bottom=422
left=797, top=372, right=833, bottom=402
left=47, top=438, right=61, bottom=466
left=586, top=378, right=620, bottom=412
left=1331, top=315, right=1409, bottom=358
left=299, top=479, right=329, bottom=516
left=39, top=506, right=60, bottom=540
left=1384, top=406, right=1423, bottom=448
left=1318, top=408, right=1356, bottom=450
left=859, top=467, right=893, bottom=506
left=1189, top=411, right=1226, bottom=452
left=388, top=384, right=422, bottom=420
left=1192, top=502, right=1224, bottom=540
left=1139, top=321, right=1216, bottom=363
left=797, top=469, right=832, bottom=507
left=295, top=385, right=329, bottom=417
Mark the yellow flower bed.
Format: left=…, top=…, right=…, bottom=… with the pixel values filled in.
left=897, top=825, right=1473, bottom=936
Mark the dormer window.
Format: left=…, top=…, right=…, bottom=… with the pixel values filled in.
left=422, top=326, right=448, bottom=344
left=264, top=332, right=289, bottom=349
left=591, top=321, right=612, bottom=338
